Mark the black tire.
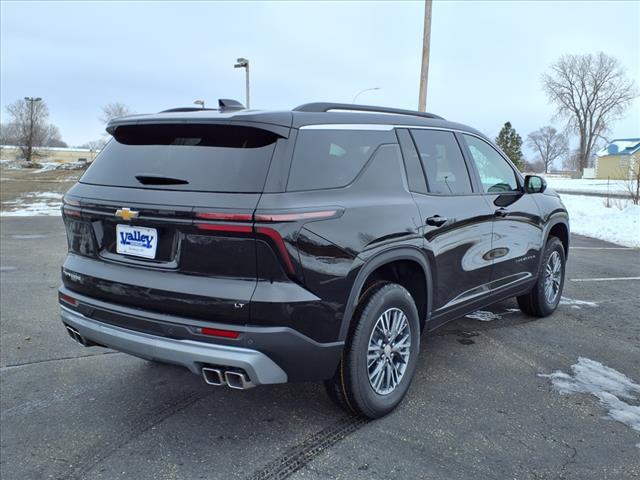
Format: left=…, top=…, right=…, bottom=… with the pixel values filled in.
left=517, top=236, right=566, bottom=317
left=324, top=282, right=421, bottom=418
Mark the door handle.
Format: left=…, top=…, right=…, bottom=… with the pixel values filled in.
left=495, top=208, right=509, bottom=217
left=426, top=215, right=448, bottom=227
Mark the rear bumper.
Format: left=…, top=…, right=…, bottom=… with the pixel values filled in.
left=58, top=287, right=344, bottom=383
left=61, top=305, right=288, bottom=385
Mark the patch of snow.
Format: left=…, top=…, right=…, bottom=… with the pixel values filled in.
left=545, top=178, right=630, bottom=194
left=560, top=297, right=598, bottom=308
left=540, top=357, right=640, bottom=435
left=465, top=310, right=502, bottom=322
left=34, top=161, right=87, bottom=172
left=560, top=194, right=640, bottom=248
left=1, top=191, right=63, bottom=217
left=0, top=202, right=62, bottom=217
left=3, top=191, right=63, bottom=201
left=33, top=162, right=60, bottom=172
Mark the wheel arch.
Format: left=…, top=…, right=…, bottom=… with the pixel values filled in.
left=338, top=247, right=433, bottom=342
left=543, top=215, right=570, bottom=258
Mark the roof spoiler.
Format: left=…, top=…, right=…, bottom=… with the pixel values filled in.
left=157, top=99, right=246, bottom=114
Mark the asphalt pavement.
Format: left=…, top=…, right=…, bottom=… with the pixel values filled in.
left=1, top=216, right=639, bottom=480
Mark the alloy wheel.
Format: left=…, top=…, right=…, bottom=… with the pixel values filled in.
left=544, top=250, right=562, bottom=304
left=367, top=307, right=411, bottom=395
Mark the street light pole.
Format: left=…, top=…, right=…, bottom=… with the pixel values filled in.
left=23, top=96, right=42, bottom=163
left=418, top=0, right=432, bottom=112
left=352, top=87, right=380, bottom=104
left=234, top=58, right=250, bottom=108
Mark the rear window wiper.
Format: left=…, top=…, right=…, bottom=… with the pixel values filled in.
left=135, top=174, right=189, bottom=185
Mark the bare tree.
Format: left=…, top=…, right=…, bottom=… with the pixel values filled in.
left=0, top=122, right=20, bottom=145
left=5, top=98, right=63, bottom=162
left=542, top=52, right=638, bottom=176
left=100, top=102, right=133, bottom=124
left=619, top=158, right=640, bottom=205
left=526, top=126, right=569, bottom=174
left=523, top=158, right=545, bottom=173
left=77, top=138, right=107, bottom=151
left=563, top=150, right=581, bottom=172
left=46, top=125, right=67, bottom=148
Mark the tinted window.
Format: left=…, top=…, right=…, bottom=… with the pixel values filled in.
left=80, top=124, right=280, bottom=193
left=287, top=130, right=390, bottom=191
left=410, top=130, right=472, bottom=194
left=397, top=129, right=428, bottom=194
left=463, top=134, right=519, bottom=193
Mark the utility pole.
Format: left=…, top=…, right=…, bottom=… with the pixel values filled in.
left=23, top=96, right=41, bottom=163
left=234, top=58, right=250, bottom=108
left=418, top=0, right=432, bottom=112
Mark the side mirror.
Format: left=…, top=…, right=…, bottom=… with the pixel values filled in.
left=524, top=175, right=547, bottom=194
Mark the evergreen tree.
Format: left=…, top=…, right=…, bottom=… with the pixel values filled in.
left=495, top=122, right=524, bottom=170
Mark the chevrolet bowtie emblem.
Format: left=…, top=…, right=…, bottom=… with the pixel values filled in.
left=115, top=207, right=139, bottom=221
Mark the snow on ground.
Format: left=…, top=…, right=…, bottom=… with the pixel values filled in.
left=545, top=177, right=630, bottom=194
left=34, top=161, right=87, bottom=172
left=540, top=357, right=640, bottom=440
left=559, top=297, right=599, bottom=309
left=1, top=192, right=63, bottom=217
left=465, top=300, right=597, bottom=322
left=465, top=310, right=503, bottom=322
left=560, top=194, right=640, bottom=248
left=0, top=159, right=87, bottom=172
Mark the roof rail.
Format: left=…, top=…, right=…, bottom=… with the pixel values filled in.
left=293, top=102, right=444, bottom=120
left=159, top=107, right=217, bottom=113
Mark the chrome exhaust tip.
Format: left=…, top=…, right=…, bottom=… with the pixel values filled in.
left=224, top=370, right=256, bottom=390
left=202, top=367, right=225, bottom=386
left=65, top=325, right=87, bottom=346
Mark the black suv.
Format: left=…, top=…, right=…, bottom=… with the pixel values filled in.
left=59, top=100, right=569, bottom=418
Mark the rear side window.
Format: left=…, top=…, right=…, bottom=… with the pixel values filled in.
left=410, top=130, right=472, bottom=194
left=287, top=129, right=392, bottom=191
left=80, top=124, right=281, bottom=193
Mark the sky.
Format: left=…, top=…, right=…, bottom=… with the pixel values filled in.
left=1, top=0, right=639, bottom=157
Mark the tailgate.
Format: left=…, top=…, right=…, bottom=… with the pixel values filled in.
left=61, top=122, right=286, bottom=325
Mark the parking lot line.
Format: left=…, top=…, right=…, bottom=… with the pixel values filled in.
left=570, top=277, right=640, bottom=282
left=570, top=247, right=637, bottom=250
left=569, top=247, right=638, bottom=250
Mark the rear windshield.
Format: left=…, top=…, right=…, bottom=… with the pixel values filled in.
left=80, top=124, right=282, bottom=193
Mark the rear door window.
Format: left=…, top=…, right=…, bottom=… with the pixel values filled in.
left=410, top=129, right=473, bottom=194
left=80, top=124, right=282, bottom=193
left=287, top=129, right=393, bottom=191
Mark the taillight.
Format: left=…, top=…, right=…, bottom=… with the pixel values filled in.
left=193, top=208, right=341, bottom=276
left=254, top=210, right=338, bottom=222
left=201, top=327, right=240, bottom=339
left=59, top=292, right=79, bottom=307
left=195, top=224, right=253, bottom=233
left=62, top=197, right=82, bottom=218
left=256, top=227, right=295, bottom=274
left=195, top=212, right=253, bottom=221
left=194, top=208, right=341, bottom=223
left=62, top=205, right=82, bottom=218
